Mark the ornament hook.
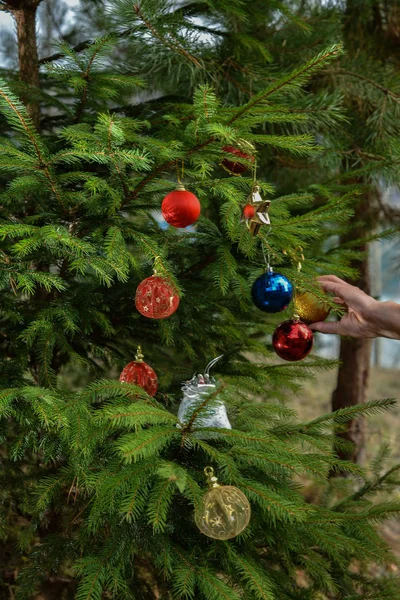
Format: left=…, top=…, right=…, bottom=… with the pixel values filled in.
left=262, top=243, right=273, bottom=273
left=176, top=159, right=185, bottom=185
left=153, top=255, right=162, bottom=275
left=204, top=355, right=224, bottom=377
left=253, top=156, right=257, bottom=183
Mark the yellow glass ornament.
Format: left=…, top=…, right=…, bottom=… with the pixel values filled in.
left=195, top=467, right=251, bottom=540
left=294, top=291, right=330, bottom=324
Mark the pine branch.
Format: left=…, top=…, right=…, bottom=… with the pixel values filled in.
left=128, top=45, right=342, bottom=203
left=74, top=37, right=112, bottom=123
left=39, top=40, right=94, bottom=65
left=179, top=384, right=226, bottom=448
left=334, top=464, right=400, bottom=510
left=326, top=68, right=400, bottom=103
left=133, top=3, right=202, bottom=68
left=229, top=44, right=343, bottom=125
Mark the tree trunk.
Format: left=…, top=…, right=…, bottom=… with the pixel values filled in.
left=7, top=0, right=41, bottom=128
left=331, top=191, right=375, bottom=466
left=332, top=338, right=372, bottom=465
left=330, top=0, right=385, bottom=468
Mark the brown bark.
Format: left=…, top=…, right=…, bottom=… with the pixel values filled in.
left=6, top=0, right=41, bottom=129
left=331, top=191, right=375, bottom=466
left=332, top=338, right=372, bottom=465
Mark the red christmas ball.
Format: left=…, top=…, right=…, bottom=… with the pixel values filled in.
left=272, top=320, right=313, bottom=362
left=135, top=275, right=180, bottom=319
left=120, top=347, right=158, bottom=397
left=243, top=203, right=255, bottom=220
left=161, top=186, right=201, bottom=228
left=222, top=145, right=255, bottom=175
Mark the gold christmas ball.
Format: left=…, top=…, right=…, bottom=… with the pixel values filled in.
left=294, top=291, right=330, bottom=324
left=195, top=485, right=251, bottom=540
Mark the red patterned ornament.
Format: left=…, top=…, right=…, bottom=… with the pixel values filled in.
left=161, top=184, right=201, bottom=228
left=272, top=319, right=313, bottom=362
left=222, top=145, right=255, bottom=175
left=243, top=203, right=256, bottom=220
left=135, top=275, right=179, bottom=319
left=120, top=346, right=158, bottom=397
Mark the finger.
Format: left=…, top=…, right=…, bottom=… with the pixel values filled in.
left=317, top=280, right=349, bottom=297
left=317, top=280, right=360, bottom=304
left=318, top=275, right=349, bottom=286
left=310, top=321, right=341, bottom=334
left=332, top=296, right=346, bottom=305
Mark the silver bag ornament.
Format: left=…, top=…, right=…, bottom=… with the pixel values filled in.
left=177, top=356, right=231, bottom=431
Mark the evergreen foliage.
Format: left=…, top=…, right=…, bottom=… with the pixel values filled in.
left=1, top=1, right=400, bottom=598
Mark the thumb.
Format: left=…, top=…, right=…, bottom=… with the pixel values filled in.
left=310, top=321, right=340, bottom=335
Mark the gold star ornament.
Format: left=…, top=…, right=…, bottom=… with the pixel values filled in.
left=246, top=182, right=271, bottom=236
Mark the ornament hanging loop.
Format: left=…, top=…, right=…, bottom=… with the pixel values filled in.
left=285, top=247, right=304, bottom=272
left=204, top=354, right=223, bottom=377
left=262, top=242, right=273, bottom=273
left=175, top=159, right=185, bottom=186
left=297, top=249, right=304, bottom=272
left=153, top=255, right=162, bottom=275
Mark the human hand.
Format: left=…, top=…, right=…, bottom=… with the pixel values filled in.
left=309, top=275, right=384, bottom=338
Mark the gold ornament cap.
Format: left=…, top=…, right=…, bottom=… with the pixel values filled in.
left=135, top=345, right=144, bottom=363
left=204, top=466, right=220, bottom=488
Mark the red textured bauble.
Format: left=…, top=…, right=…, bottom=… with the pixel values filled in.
left=243, top=203, right=255, bottom=220
left=161, top=186, right=201, bottom=228
left=222, top=145, right=255, bottom=175
left=135, top=275, right=180, bottom=319
left=120, top=360, right=158, bottom=397
left=272, top=320, right=314, bottom=362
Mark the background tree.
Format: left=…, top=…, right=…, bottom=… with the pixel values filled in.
left=242, top=0, right=400, bottom=464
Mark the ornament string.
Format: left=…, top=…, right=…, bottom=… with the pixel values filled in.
left=297, top=247, right=304, bottom=272
left=153, top=255, right=161, bottom=275
left=254, top=157, right=272, bottom=270
left=176, top=160, right=185, bottom=185
left=261, top=220, right=273, bottom=272
left=261, top=241, right=272, bottom=273
left=283, top=247, right=305, bottom=321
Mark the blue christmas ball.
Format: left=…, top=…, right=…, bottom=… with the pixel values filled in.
left=251, top=270, right=293, bottom=313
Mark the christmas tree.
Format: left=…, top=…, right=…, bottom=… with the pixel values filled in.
left=1, top=1, right=400, bottom=598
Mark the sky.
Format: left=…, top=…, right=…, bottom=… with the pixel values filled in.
left=0, top=0, right=81, bottom=34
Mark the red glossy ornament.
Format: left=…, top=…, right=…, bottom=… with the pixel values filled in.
left=120, top=346, right=158, bottom=397
left=272, top=319, right=313, bottom=362
left=161, top=184, right=201, bottom=228
left=243, top=203, right=255, bottom=220
left=135, top=275, right=179, bottom=319
left=222, top=145, right=255, bottom=175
